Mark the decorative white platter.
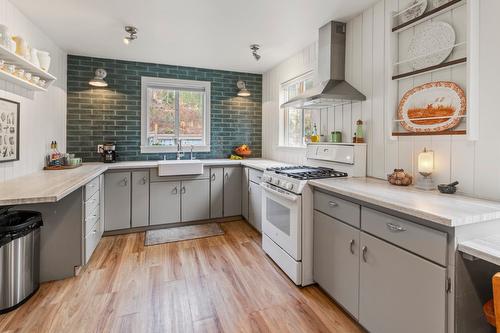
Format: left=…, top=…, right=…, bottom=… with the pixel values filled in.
left=407, top=21, right=455, bottom=70
left=397, top=81, right=466, bottom=133
left=399, top=0, right=428, bottom=25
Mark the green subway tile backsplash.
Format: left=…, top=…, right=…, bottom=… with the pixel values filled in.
left=67, top=55, right=262, bottom=161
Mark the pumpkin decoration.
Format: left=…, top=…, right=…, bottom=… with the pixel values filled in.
left=233, top=144, right=252, bottom=158
left=387, top=169, right=413, bottom=186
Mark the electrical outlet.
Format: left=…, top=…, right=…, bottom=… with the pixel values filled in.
left=97, top=144, right=103, bottom=153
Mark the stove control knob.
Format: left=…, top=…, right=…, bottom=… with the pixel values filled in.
left=285, top=183, right=294, bottom=191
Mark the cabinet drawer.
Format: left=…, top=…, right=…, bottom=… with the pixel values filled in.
left=85, top=190, right=100, bottom=217
left=85, top=177, right=100, bottom=201
left=85, top=205, right=100, bottom=235
left=361, top=207, right=447, bottom=266
left=85, top=218, right=101, bottom=264
left=314, top=191, right=360, bottom=228
left=249, top=168, right=263, bottom=184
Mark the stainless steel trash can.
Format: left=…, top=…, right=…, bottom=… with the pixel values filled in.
left=0, top=208, right=43, bottom=313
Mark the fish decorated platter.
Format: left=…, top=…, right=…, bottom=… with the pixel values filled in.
left=397, top=81, right=466, bottom=133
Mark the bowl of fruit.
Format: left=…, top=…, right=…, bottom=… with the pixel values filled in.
left=233, top=144, right=252, bottom=158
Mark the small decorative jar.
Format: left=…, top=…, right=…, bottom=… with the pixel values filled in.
left=331, top=131, right=342, bottom=143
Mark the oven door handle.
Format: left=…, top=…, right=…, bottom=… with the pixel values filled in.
left=260, top=183, right=299, bottom=202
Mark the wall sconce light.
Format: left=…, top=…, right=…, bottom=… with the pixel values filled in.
left=89, top=68, right=108, bottom=87
left=237, top=80, right=251, bottom=97
left=416, top=147, right=435, bottom=190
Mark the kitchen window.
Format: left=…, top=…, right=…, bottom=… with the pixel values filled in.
left=140, top=77, right=211, bottom=153
left=280, top=73, right=319, bottom=147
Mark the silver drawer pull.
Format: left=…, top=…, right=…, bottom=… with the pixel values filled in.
left=386, top=223, right=407, bottom=233
left=328, top=201, right=338, bottom=207
left=211, top=173, right=216, bottom=181
left=142, top=177, right=147, bottom=185
left=172, top=187, right=178, bottom=195
left=362, top=246, right=368, bottom=262
left=181, top=186, right=186, bottom=194
left=122, top=178, right=128, bottom=186
left=349, top=239, right=355, bottom=254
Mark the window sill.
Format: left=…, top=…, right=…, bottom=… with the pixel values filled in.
left=140, top=145, right=211, bottom=154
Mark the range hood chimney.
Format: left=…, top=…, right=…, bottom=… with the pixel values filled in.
left=281, top=21, right=366, bottom=109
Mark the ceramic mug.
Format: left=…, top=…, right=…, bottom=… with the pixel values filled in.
left=31, top=76, right=40, bottom=84
left=6, top=64, right=15, bottom=74
left=24, top=72, right=32, bottom=81
left=37, top=50, right=51, bottom=71
left=38, top=79, right=46, bottom=88
left=15, top=68, right=25, bottom=78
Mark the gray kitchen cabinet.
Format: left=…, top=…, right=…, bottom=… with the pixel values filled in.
left=241, top=167, right=249, bottom=220
left=248, top=180, right=262, bottom=232
left=359, top=231, right=446, bottom=333
left=104, top=172, right=131, bottom=231
left=150, top=181, right=181, bottom=225
left=223, top=167, right=242, bottom=217
left=313, top=210, right=359, bottom=318
left=210, top=168, right=224, bottom=219
left=182, top=179, right=210, bottom=222
left=131, top=170, right=150, bottom=227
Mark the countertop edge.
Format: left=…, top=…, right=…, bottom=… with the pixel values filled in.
left=309, top=179, right=455, bottom=227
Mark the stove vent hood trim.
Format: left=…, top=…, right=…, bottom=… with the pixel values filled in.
left=281, top=21, right=366, bottom=109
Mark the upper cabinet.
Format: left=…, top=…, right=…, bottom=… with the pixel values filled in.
left=386, top=0, right=478, bottom=139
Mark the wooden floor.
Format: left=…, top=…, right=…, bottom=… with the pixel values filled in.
left=0, top=220, right=363, bottom=333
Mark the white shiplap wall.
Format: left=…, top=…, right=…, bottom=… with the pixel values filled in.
left=0, top=0, right=67, bottom=182
left=263, top=0, right=500, bottom=201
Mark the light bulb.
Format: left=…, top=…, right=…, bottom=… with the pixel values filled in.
left=123, top=37, right=130, bottom=45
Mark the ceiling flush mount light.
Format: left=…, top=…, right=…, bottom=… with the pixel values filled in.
left=416, top=147, right=435, bottom=190
left=123, top=26, right=138, bottom=45
left=89, top=68, right=108, bottom=87
left=236, top=80, right=251, bottom=97
left=250, top=44, right=261, bottom=61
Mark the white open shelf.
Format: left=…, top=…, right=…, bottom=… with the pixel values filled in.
left=0, top=43, right=56, bottom=92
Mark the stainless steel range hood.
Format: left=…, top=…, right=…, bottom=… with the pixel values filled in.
left=281, top=21, right=366, bottom=109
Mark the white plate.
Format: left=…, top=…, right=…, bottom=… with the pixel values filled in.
left=398, top=81, right=466, bottom=133
left=400, top=0, right=428, bottom=24
left=408, top=21, right=455, bottom=70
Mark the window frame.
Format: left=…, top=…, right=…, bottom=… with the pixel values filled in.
left=140, top=76, right=211, bottom=153
left=279, top=71, right=315, bottom=148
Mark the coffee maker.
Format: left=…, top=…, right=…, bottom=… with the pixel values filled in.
left=99, top=143, right=117, bottom=163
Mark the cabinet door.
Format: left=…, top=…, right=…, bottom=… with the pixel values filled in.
left=241, top=167, right=249, bottom=220
left=359, top=232, right=446, bottom=333
left=131, top=171, right=149, bottom=227
left=248, top=181, right=262, bottom=232
left=210, top=168, right=224, bottom=219
left=182, top=180, right=210, bottom=222
left=313, top=211, right=359, bottom=318
left=104, top=172, right=131, bottom=231
left=223, top=167, right=242, bottom=217
left=150, top=181, right=181, bottom=225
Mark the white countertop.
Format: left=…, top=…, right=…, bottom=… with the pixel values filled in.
left=0, top=158, right=283, bottom=206
left=458, top=235, right=500, bottom=266
left=309, top=177, right=500, bottom=227
left=0, top=164, right=108, bottom=206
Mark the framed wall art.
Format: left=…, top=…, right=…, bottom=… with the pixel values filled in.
left=0, top=98, right=20, bottom=162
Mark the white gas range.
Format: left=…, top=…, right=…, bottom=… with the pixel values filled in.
left=261, top=143, right=366, bottom=286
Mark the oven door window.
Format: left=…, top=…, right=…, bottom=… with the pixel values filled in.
left=266, top=197, right=291, bottom=235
